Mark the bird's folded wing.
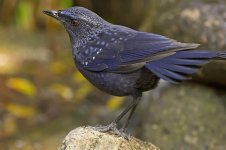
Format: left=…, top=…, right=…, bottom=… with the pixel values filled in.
left=119, top=32, right=199, bottom=64
left=77, top=28, right=199, bottom=73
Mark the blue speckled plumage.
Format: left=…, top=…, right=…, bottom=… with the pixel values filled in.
left=43, top=7, right=226, bottom=136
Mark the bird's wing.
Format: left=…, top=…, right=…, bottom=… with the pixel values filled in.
left=119, top=31, right=199, bottom=64
left=76, top=26, right=199, bottom=73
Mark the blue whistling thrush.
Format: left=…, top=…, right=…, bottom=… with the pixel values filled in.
left=43, top=7, right=226, bottom=137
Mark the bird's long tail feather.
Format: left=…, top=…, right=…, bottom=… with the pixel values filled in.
left=220, top=52, right=226, bottom=59
left=145, top=50, right=226, bottom=83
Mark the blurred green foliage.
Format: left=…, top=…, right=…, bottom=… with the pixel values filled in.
left=16, top=1, right=33, bottom=29
left=0, top=0, right=80, bottom=30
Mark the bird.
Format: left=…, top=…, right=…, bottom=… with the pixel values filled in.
left=43, top=7, right=226, bottom=137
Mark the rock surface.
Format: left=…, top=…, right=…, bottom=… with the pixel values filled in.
left=141, top=83, right=226, bottom=150
left=59, top=126, right=159, bottom=150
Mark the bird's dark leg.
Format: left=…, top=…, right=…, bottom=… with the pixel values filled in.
left=92, top=92, right=142, bottom=138
left=121, top=93, right=142, bottom=131
left=113, top=93, right=141, bottom=124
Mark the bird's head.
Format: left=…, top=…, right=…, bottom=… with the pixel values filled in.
left=43, top=7, right=107, bottom=46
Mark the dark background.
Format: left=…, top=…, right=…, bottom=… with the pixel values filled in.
left=0, top=0, right=226, bottom=149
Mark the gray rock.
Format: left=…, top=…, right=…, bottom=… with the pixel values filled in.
left=141, top=83, right=226, bottom=150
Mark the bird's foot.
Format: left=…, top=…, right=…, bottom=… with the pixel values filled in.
left=93, top=122, right=117, bottom=132
left=90, top=122, right=129, bottom=139
left=119, top=127, right=127, bottom=133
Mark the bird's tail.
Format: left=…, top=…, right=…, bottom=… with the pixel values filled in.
left=220, top=52, right=226, bottom=59
left=145, top=50, right=226, bottom=83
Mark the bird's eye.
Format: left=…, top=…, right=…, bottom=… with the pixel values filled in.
left=71, top=20, right=79, bottom=26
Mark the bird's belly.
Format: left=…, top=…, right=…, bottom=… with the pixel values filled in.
left=77, top=66, right=139, bottom=96
left=76, top=65, right=159, bottom=96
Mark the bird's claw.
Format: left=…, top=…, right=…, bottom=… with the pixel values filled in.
left=89, top=122, right=130, bottom=139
